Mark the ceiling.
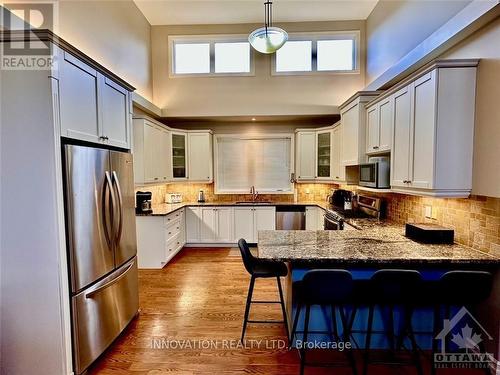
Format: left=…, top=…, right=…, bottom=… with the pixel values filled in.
left=133, top=0, right=379, bottom=26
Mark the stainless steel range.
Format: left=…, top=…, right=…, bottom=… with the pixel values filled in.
left=323, top=193, right=383, bottom=230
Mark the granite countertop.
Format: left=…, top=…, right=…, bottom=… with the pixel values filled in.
left=257, top=227, right=500, bottom=265
left=136, top=201, right=330, bottom=216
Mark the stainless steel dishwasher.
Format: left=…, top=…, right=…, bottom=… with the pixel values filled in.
left=275, top=205, right=306, bottom=230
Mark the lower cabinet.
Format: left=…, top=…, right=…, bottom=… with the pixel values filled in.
left=233, top=207, right=276, bottom=243
left=186, top=206, right=276, bottom=244
left=305, top=206, right=326, bottom=230
left=199, top=207, right=233, bottom=243
left=136, top=209, right=185, bottom=269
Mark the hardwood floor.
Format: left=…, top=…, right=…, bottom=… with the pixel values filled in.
left=88, top=248, right=484, bottom=375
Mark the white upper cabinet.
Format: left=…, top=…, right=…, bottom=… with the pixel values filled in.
left=171, top=131, right=188, bottom=180
left=332, top=124, right=345, bottom=181
left=59, top=51, right=131, bottom=149
left=188, top=132, right=213, bottom=182
left=295, top=131, right=316, bottom=180
left=391, top=86, right=412, bottom=188
left=133, top=118, right=170, bottom=184
left=296, top=124, right=345, bottom=183
left=378, top=97, right=393, bottom=152
left=316, top=130, right=333, bottom=180
left=59, top=52, right=100, bottom=144
left=389, top=61, right=478, bottom=197
left=339, top=93, right=380, bottom=166
left=410, top=72, right=436, bottom=189
left=366, top=96, right=393, bottom=154
left=100, top=76, right=130, bottom=148
left=366, top=105, right=379, bottom=153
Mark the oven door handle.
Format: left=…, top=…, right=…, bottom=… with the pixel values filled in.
left=324, top=214, right=344, bottom=230
left=324, top=215, right=338, bottom=225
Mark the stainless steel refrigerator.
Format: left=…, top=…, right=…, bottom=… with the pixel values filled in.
left=63, top=144, right=139, bottom=374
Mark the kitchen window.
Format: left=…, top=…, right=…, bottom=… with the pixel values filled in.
left=169, top=35, right=254, bottom=77
left=214, top=135, right=294, bottom=194
left=273, top=31, right=359, bottom=75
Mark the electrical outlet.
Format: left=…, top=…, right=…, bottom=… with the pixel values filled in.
left=425, top=205, right=432, bottom=219
left=431, top=207, right=438, bottom=220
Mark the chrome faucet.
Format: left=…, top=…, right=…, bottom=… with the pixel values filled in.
left=250, top=186, right=259, bottom=202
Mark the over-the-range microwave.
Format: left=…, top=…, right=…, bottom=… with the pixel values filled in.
left=359, top=156, right=390, bottom=188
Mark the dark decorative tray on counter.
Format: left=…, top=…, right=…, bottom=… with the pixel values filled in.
left=405, top=223, right=454, bottom=244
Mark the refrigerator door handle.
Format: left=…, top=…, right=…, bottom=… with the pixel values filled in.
left=102, top=171, right=116, bottom=249
left=112, top=171, right=124, bottom=245
left=84, top=261, right=134, bottom=299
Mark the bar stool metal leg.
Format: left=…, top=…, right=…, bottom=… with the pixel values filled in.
left=340, top=307, right=359, bottom=375
left=241, top=275, right=256, bottom=342
left=300, top=304, right=311, bottom=375
left=404, top=306, right=423, bottom=375
left=431, top=304, right=440, bottom=375
left=290, top=302, right=302, bottom=349
left=363, top=304, right=375, bottom=375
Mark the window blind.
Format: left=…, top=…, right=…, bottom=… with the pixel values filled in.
left=215, top=136, right=292, bottom=194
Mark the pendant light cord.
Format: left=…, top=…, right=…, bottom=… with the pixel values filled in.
left=264, top=1, right=272, bottom=36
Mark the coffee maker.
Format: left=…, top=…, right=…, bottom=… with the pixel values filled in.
left=329, top=189, right=352, bottom=209
left=136, top=191, right=152, bottom=214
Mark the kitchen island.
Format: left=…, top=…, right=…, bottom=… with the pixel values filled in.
left=257, top=225, right=500, bottom=350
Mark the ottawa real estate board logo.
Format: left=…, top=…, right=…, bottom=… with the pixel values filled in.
left=1, top=1, right=58, bottom=70
left=434, top=307, right=494, bottom=370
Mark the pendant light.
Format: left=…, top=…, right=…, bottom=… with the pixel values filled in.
left=248, top=1, right=288, bottom=54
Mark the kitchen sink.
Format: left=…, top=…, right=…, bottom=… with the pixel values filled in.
left=235, top=201, right=272, bottom=205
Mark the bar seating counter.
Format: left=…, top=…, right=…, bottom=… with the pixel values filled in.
left=257, top=225, right=500, bottom=351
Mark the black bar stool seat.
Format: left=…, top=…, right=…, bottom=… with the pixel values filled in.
left=363, top=269, right=424, bottom=375
left=430, top=270, right=493, bottom=375
left=291, top=269, right=358, bottom=375
left=252, top=260, right=287, bottom=278
left=238, top=239, right=289, bottom=343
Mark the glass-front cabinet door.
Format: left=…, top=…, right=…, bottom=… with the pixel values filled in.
left=171, top=132, right=187, bottom=179
left=316, top=130, right=332, bottom=179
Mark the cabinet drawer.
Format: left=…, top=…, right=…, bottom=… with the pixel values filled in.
left=165, top=209, right=183, bottom=225
left=166, top=233, right=183, bottom=256
left=166, top=219, right=182, bottom=242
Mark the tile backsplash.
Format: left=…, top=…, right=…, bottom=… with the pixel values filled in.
left=343, top=187, right=500, bottom=256
left=135, top=182, right=500, bottom=255
left=134, top=182, right=339, bottom=205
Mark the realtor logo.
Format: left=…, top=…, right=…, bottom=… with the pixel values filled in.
left=1, top=1, right=58, bottom=70
left=434, top=306, right=494, bottom=370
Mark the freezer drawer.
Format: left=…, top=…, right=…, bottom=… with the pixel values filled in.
left=72, top=257, right=139, bottom=374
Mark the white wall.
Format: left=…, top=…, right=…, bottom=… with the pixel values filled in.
left=366, top=0, right=471, bottom=84
left=151, top=21, right=366, bottom=117
left=440, top=17, right=500, bottom=198
left=58, top=0, right=153, bottom=101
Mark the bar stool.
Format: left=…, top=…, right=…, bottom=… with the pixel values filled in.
left=431, top=270, right=493, bottom=375
left=290, top=269, right=358, bottom=375
left=238, top=239, right=289, bottom=342
left=363, top=269, right=424, bottom=375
